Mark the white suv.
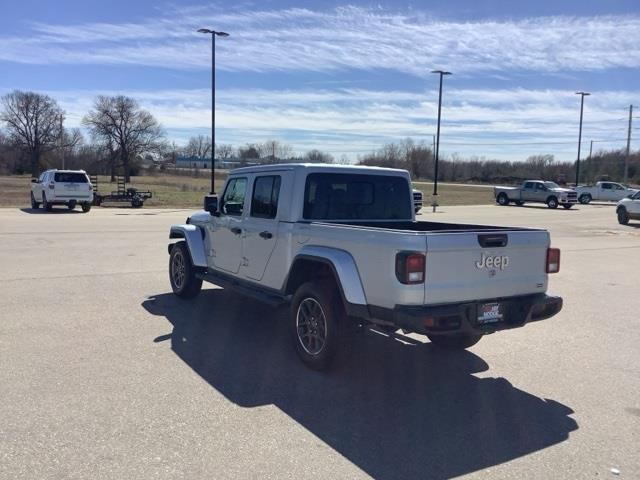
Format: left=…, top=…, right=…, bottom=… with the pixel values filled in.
left=31, top=169, right=94, bottom=212
left=616, top=190, right=640, bottom=225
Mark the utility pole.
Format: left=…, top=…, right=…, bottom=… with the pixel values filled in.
left=625, top=105, right=633, bottom=184
left=59, top=114, right=65, bottom=169
left=197, top=28, right=229, bottom=194
left=574, top=92, right=590, bottom=186
left=430, top=70, right=451, bottom=212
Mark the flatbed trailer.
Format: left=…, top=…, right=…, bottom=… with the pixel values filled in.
left=90, top=175, right=152, bottom=208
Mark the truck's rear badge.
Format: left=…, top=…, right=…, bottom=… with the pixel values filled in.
left=476, top=253, right=509, bottom=270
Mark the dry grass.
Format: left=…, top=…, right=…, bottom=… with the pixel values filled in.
left=0, top=173, right=494, bottom=209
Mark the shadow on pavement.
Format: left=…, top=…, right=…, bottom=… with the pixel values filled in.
left=19, top=207, right=82, bottom=214
left=142, top=289, right=578, bottom=479
left=499, top=204, right=579, bottom=211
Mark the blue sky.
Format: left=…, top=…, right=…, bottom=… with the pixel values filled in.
left=1, top=0, right=639, bottom=161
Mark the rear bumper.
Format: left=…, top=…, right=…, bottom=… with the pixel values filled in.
left=370, top=293, right=562, bottom=336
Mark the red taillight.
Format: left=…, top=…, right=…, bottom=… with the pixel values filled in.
left=48, top=181, right=55, bottom=190
left=546, top=248, right=560, bottom=273
left=396, top=252, right=426, bottom=284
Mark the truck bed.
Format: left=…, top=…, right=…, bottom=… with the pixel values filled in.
left=308, top=220, right=537, bottom=233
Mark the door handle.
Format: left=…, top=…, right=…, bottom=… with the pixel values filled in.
left=259, top=231, right=273, bottom=239
left=230, top=227, right=242, bottom=235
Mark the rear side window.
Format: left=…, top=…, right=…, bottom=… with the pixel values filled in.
left=54, top=172, right=88, bottom=183
left=251, top=176, right=281, bottom=219
left=601, top=183, right=612, bottom=190
left=524, top=182, right=534, bottom=189
left=303, top=173, right=411, bottom=221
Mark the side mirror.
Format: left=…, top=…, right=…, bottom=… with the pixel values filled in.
left=203, top=194, right=219, bottom=216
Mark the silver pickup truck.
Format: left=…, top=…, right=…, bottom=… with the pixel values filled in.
left=168, top=164, right=563, bottom=370
left=495, top=180, right=578, bottom=209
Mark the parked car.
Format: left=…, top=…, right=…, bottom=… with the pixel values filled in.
left=412, top=189, right=423, bottom=213
left=31, top=169, right=93, bottom=212
left=576, top=181, right=639, bottom=204
left=494, top=180, right=578, bottom=209
left=616, top=190, right=640, bottom=225
left=168, top=164, right=563, bottom=371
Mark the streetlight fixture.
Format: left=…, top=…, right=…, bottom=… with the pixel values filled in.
left=575, top=91, right=590, bottom=186
left=431, top=70, right=451, bottom=212
left=198, top=28, right=229, bottom=195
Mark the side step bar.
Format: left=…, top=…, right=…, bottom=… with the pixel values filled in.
left=196, top=270, right=288, bottom=308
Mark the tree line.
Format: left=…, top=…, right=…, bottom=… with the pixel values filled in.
left=1, top=90, right=638, bottom=185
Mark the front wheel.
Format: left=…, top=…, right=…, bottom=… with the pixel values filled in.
left=427, top=333, right=483, bottom=350
left=497, top=193, right=509, bottom=206
left=290, top=281, right=352, bottom=371
left=30, top=192, right=40, bottom=209
left=546, top=196, right=558, bottom=209
left=579, top=194, right=592, bottom=204
left=617, top=208, right=630, bottom=225
left=169, top=242, right=203, bottom=298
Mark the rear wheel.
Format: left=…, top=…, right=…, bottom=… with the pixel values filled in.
left=30, top=192, right=40, bottom=209
left=497, top=193, right=509, bottom=206
left=579, top=194, right=592, bottom=204
left=169, top=242, right=202, bottom=298
left=290, top=281, right=353, bottom=371
left=427, top=333, right=482, bottom=350
left=546, top=196, right=558, bottom=209
left=515, top=200, right=525, bottom=206
left=67, top=200, right=76, bottom=211
left=617, top=208, right=630, bottom=225
left=42, top=193, right=52, bottom=212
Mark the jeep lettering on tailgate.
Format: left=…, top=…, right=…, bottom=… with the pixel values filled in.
left=476, top=253, right=509, bottom=270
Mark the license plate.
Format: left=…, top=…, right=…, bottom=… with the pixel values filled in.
left=65, top=183, right=78, bottom=190
left=478, top=302, right=503, bottom=324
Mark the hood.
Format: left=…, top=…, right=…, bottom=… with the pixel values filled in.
left=550, top=187, right=575, bottom=193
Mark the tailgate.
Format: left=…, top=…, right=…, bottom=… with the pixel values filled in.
left=424, top=230, right=549, bottom=304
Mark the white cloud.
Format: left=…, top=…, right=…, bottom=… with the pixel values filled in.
left=18, top=86, right=633, bottom=161
left=1, top=7, right=639, bottom=74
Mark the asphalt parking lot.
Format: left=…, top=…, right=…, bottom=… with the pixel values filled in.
left=1, top=203, right=638, bottom=479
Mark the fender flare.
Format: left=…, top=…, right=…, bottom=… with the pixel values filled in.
left=169, top=224, right=207, bottom=268
left=287, top=245, right=367, bottom=306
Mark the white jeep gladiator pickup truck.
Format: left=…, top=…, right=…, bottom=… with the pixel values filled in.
left=494, top=180, right=577, bottom=209
left=168, top=164, right=563, bottom=370
left=576, top=181, right=639, bottom=204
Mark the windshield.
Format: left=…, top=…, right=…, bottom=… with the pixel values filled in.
left=303, top=173, right=412, bottom=221
left=544, top=182, right=560, bottom=189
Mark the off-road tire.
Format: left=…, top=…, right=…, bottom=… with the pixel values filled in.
left=617, top=207, right=630, bottom=225
left=30, top=192, right=40, bottom=209
left=169, top=241, right=203, bottom=298
left=546, top=196, right=559, bottom=209
left=579, top=194, right=592, bottom=204
left=497, top=193, right=509, bottom=206
left=81, top=203, right=92, bottom=213
left=290, top=281, right=353, bottom=371
left=427, top=333, right=483, bottom=350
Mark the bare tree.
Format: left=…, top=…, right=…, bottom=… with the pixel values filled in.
left=259, top=140, right=293, bottom=163
left=304, top=149, right=334, bottom=164
left=83, top=95, right=164, bottom=181
left=184, top=135, right=211, bottom=159
left=215, top=143, right=234, bottom=161
left=0, top=90, right=78, bottom=176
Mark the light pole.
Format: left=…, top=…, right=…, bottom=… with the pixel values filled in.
left=198, top=28, right=229, bottom=194
left=431, top=70, right=451, bottom=212
left=575, top=91, right=590, bottom=186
